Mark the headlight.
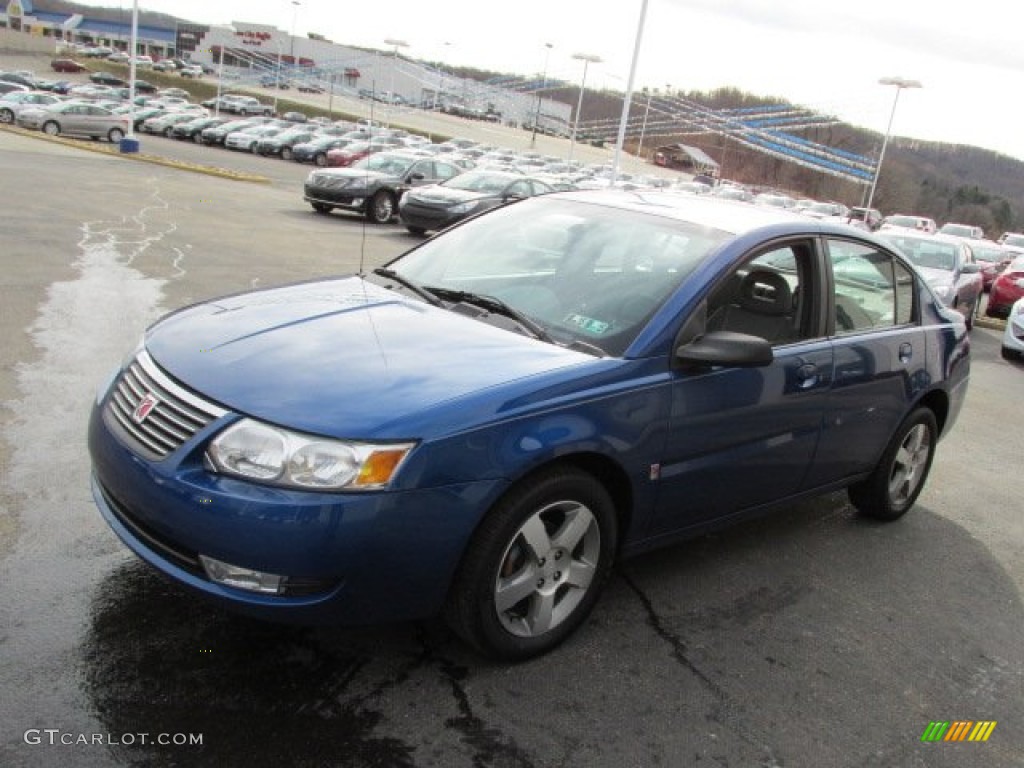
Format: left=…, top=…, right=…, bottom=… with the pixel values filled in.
left=206, top=419, right=414, bottom=490
left=450, top=201, right=481, bottom=214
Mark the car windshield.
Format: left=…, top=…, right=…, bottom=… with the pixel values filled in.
left=939, top=224, right=973, bottom=237
left=443, top=172, right=516, bottom=193
left=970, top=245, right=1004, bottom=262
left=1003, top=234, right=1024, bottom=248
left=878, top=235, right=957, bottom=271
left=356, top=153, right=416, bottom=175
left=386, top=197, right=731, bottom=356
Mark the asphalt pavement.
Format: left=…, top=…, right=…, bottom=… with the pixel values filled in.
left=0, top=127, right=1022, bottom=768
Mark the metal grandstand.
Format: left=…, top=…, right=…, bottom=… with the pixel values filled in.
left=492, top=76, right=875, bottom=185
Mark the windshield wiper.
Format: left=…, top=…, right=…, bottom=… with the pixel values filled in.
left=372, top=268, right=444, bottom=307
left=425, top=286, right=556, bottom=343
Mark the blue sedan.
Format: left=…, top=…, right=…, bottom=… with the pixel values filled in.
left=88, top=192, right=970, bottom=660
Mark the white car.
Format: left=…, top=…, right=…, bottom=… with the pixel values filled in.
left=1002, top=298, right=1024, bottom=361
left=880, top=214, right=938, bottom=234
left=16, top=101, right=131, bottom=142
left=0, top=90, right=62, bottom=124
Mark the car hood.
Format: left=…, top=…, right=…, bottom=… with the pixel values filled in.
left=145, top=276, right=597, bottom=439
left=311, top=168, right=393, bottom=183
left=407, top=186, right=486, bottom=206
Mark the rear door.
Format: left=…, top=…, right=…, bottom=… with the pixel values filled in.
left=802, top=236, right=927, bottom=486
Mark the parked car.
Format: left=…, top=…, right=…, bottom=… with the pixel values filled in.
left=998, top=232, right=1024, bottom=255
left=964, top=240, right=1012, bottom=290
left=1001, top=298, right=1024, bottom=361
left=802, top=200, right=850, bottom=220
left=304, top=151, right=464, bottom=223
left=876, top=231, right=984, bottom=328
left=223, top=95, right=274, bottom=116
left=0, top=81, right=29, bottom=96
left=89, top=71, right=127, bottom=87
left=289, top=135, right=352, bottom=166
left=398, top=170, right=555, bottom=235
left=171, top=114, right=230, bottom=142
left=87, top=192, right=970, bottom=661
left=50, top=58, right=87, bottom=73
left=256, top=126, right=317, bottom=159
left=16, top=101, right=130, bottom=142
left=0, top=90, right=62, bottom=124
left=180, top=65, right=204, bottom=79
left=985, top=255, right=1024, bottom=319
left=140, top=111, right=200, bottom=137
left=879, top=214, right=938, bottom=234
left=324, top=139, right=390, bottom=168
left=199, top=117, right=272, bottom=146
left=224, top=123, right=284, bottom=152
left=846, top=206, right=883, bottom=231
left=0, top=71, right=44, bottom=90
left=938, top=222, right=985, bottom=240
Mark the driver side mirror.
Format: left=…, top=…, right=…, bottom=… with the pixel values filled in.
left=676, top=331, right=774, bottom=369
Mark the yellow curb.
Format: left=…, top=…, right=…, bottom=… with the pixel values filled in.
left=975, top=316, right=1007, bottom=331
left=0, top=123, right=270, bottom=183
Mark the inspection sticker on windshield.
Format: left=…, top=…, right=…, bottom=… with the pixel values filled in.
left=566, top=314, right=610, bottom=335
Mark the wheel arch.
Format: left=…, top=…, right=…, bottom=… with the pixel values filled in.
left=481, top=452, right=635, bottom=556
left=915, top=388, right=950, bottom=436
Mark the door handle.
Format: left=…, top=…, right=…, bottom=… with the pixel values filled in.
left=899, top=343, right=913, bottom=364
left=795, top=363, right=819, bottom=389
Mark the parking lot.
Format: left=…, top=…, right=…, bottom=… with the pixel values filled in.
left=1, top=127, right=1022, bottom=768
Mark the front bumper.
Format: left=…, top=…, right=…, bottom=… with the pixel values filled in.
left=88, top=398, right=502, bottom=626
left=303, top=184, right=369, bottom=212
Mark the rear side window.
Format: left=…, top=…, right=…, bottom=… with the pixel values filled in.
left=827, top=240, right=916, bottom=333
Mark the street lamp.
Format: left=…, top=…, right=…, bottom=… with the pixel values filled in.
left=273, top=38, right=283, bottom=115
left=383, top=38, right=409, bottom=127
left=865, top=76, right=922, bottom=212
left=568, top=53, right=602, bottom=165
left=530, top=42, right=553, bottom=149
left=213, top=25, right=236, bottom=118
left=635, top=87, right=654, bottom=163
left=289, top=1, right=300, bottom=62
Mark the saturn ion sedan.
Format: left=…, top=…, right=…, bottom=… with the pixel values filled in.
left=89, top=192, right=970, bottom=660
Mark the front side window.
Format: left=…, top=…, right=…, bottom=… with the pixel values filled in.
left=705, top=242, right=812, bottom=345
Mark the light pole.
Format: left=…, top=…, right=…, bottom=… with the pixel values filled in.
left=289, top=1, right=300, bottom=62
left=530, top=42, right=553, bottom=148
left=383, top=38, right=409, bottom=127
left=213, top=26, right=235, bottom=118
left=568, top=52, right=602, bottom=165
left=636, top=87, right=653, bottom=163
left=865, top=76, right=922, bottom=213
left=273, top=38, right=283, bottom=115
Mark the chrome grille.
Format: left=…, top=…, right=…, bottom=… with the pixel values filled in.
left=106, top=350, right=226, bottom=459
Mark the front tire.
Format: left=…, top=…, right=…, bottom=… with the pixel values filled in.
left=367, top=191, right=395, bottom=224
left=281, top=147, right=293, bottom=161
left=311, top=203, right=332, bottom=214
left=314, top=152, right=327, bottom=167
left=42, top=121, right=60, bottom=136
left=848, top=407, right=937, bottom=521
left=446, top=467, right=617, bottom=661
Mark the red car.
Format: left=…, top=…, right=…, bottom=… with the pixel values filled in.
left=986, top=255, right=1024, bottom=319
left=51, top=58, right=87, bottom=73
left=966, top=240, right=1013, bottom=290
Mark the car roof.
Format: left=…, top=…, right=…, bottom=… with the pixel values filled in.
left=547, top=189, right=812, bottom=235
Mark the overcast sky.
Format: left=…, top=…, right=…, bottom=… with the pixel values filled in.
left=71, top=0, right=1024, bottom=160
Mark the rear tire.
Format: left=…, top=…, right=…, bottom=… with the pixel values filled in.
left=445, top=467, right=617, bottom=661
left=848, top=407, right=937, bottom=521
left=314, top=152, right=327, bottom=167
left=0, top=108, right=13, bottom=124
left=108, top=127, right=125, bottom=143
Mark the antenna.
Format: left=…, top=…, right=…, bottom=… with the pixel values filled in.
left=358, top=80, right=378, bottom=277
